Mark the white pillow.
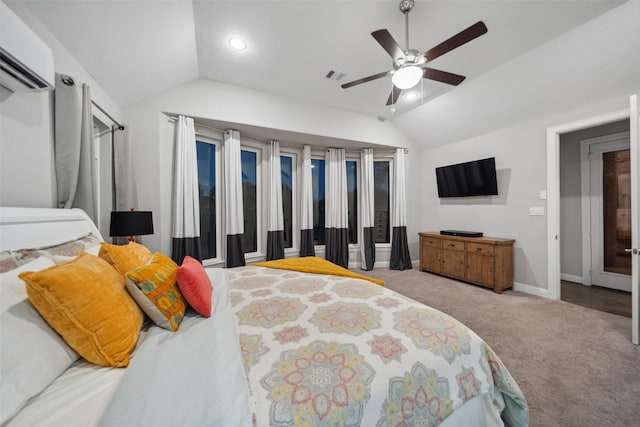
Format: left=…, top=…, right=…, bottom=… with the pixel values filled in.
left=0, top=257, right=79, bottom=424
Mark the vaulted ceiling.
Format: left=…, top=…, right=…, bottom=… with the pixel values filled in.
left=8, top=0, right=639, bottom=146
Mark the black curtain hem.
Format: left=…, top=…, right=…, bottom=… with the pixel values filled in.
left=325, top=227, right=349, bottom=268
left=171, top=237, right=201, bottom=265
left=390, top=226, right=412, bottom=271
left=226, top=234, right=246, bottom=268
left=266, top=230, right=285, bottom=261
left=361, top=227, right=375, bottom=271
left=300, top=229, right=315, bottom=257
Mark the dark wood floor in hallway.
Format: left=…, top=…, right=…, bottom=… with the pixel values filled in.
left=561, top=280, right=631, bottom=317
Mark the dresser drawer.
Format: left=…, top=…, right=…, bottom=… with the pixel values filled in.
left=442, top=239, right=465, bottom=251
left=422, top=237, right=441, bottom=248
left=467, top=242, right=495, bottom=255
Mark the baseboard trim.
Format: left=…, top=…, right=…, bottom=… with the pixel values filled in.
left=513, top=281, right=552, bottom=299
left=351, top=260, right=420, bottom=269
left=560, top=273, right=583, bottom=284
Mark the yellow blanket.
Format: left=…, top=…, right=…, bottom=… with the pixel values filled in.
left=253, top=257, right=384, bottom=287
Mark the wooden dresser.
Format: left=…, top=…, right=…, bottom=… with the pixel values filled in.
left=419, top=232, right=515, bottom=294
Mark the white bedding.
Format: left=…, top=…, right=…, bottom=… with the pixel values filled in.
left=98, top=268, right=252, bottom=427
left=4, top=269, right=251, bottom=427
left=0, top=208, right=528, bottom=426
left=4, top=361, right=125, bottom=427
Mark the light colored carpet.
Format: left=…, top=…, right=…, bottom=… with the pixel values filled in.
left=361, top=267, right=640, bottom=427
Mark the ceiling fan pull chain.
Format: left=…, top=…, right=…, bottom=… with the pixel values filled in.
left=420, top=77, right=424, bottom=113
left=390, top=79, right=396, bottom=115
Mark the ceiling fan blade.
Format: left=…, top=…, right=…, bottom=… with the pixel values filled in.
left=424, top=21, right=487, bottom=62
left=341, top=71, right=390, bottom=89
left=423, top=68, right=466, bottom=85
left=386, top=86, right=402, bottom=105
left=372, top=29, right=405, bottom=60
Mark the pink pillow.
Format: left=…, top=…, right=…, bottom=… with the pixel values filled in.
left=176, top=256, right=213, bottom=317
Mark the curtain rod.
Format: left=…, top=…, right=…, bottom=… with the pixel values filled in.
left=58, top=74, right=124, bottom=131
left=167, top=114, right=407, bottom=153
left=92, top=100, right=124, bottom=130
left=167, top=115, right=266, bottom=142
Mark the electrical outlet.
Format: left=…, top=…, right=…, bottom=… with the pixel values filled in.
left=529, top=207, right=545, bottom=216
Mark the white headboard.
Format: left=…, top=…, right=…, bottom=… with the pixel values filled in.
left=0, top=207, right=103, bottom=251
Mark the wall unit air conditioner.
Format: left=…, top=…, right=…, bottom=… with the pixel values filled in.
left=0, top=2, right=54, bottom=92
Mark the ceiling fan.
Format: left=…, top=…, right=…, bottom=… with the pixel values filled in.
left=341, top=0, right=487, bottom=106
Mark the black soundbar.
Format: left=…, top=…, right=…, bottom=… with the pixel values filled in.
left=440, top=230, right=483, bottom=238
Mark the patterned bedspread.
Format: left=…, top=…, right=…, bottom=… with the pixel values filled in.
left=228, top=266, right=528, bottom=427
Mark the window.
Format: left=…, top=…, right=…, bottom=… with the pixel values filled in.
left=196, top=140, right=218, bottom=259
left=311, top=158, right=325, bottom=245
left=241, top=149, right=258, bottom=253
left=280, top=155, right=293, bottom=249
left=374, top=160, right=390, bottom=243
left=346, top=160, right=358, bottom=244
left=312, top=158, right=357, bottom=245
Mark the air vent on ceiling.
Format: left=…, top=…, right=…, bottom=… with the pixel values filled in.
left=325, top=70, right=346, bottom=82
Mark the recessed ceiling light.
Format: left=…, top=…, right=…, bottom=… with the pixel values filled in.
left=228, top=37, right=247, bottom=51
left=405, top=92, right=419, bottom=101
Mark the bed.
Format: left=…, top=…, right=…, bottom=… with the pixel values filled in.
left=0, top=207, right=528, bottom=427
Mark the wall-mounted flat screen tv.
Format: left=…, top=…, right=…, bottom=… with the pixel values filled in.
left=435, top=157, right=498, bottom=197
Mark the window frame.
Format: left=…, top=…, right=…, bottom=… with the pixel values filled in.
left=345, top=154, right=360, bottom=248
left=195, top=134, right=223, bottom=266
left=279, top=147, right=299, bottom=255
left=240, top=140, right=265, bottom=262
left=372, top=157, right=394, bottom=247
left=310, top=152, right=326, bottom=248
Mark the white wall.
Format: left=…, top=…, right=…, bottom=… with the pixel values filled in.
left=123, top=78, right=418, bottom=256
left=419, top=94, right=633, bottom=292
left=0, top=1, right=121, bottom=208
left=0, top=87, right=55, bottom=207
left=559, top=120, right=629, bottom=280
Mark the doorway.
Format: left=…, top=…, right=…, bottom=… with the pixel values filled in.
left=586, top=134, right=631, bottom=292
left=559, top=121, right=631, bottom=316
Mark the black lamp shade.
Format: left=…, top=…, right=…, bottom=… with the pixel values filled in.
left=110, top=211, right=154, bottom=237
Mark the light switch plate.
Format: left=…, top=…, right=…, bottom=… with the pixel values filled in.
left=529, top=207, right=545, bottom=216
left=539, top=190, right=547, bottom=200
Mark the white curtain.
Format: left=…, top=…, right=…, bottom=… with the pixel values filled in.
left=54, top=74, right=97, bottom=222
left=171, top=115, right=201, bottom=264
left=300, top=145, right=315, bottom=257
left=224, top=129, right=246, bottom=267
left=266, top=140, right=285, bottom=260
left=325, top=148, right=349, bottom=268
left=390, top=147, right=412, bottom=270
left=361, top=148, right=375, bottom=270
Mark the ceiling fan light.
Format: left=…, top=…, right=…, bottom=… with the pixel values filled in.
left=405, top=91, right=419, bottom=101
left=392, top=66, right=422, bottom=89
left=228, top=37, right=247, bottom=50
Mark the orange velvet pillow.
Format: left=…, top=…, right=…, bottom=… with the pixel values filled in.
left=125, top=252, right=187, bottom=331
left=176, top=256, right=213, bottom=317
left=98, top=242, right=152, bottom=275
left=19, top=252, right=144, bottom=367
